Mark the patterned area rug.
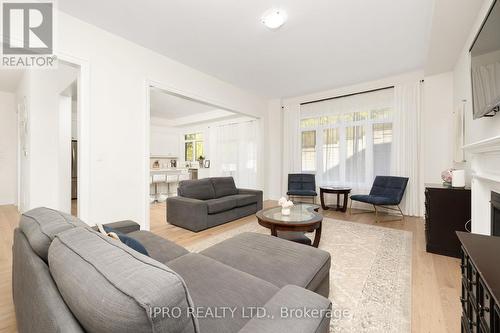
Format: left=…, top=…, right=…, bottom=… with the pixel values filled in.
left=185, top=218, right=412, bottom=333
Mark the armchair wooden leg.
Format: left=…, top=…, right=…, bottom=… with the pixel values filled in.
left=373, top=205, right=379, bottom=223
left=349, top=199, right=353, bottom=215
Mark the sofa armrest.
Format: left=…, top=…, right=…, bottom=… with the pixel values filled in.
left=239, top=285, right=331, bottom=333
left=167, top=196, right=209, bottom=232
left=91, top=220, right=141, bottom=234
left=238, top=188, right=263, bottom=210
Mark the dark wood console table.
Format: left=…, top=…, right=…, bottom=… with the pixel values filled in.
left=319, top=187, right=351, bottom=212
left=425, top=184, right=471, bottom=258
left=458, top=232, right=500, bottom=333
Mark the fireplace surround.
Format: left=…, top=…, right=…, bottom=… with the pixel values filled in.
left=463, top=135, right=500, bottom=235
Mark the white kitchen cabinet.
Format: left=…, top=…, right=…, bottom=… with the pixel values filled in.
left=150, top=128, right=180, bottom=157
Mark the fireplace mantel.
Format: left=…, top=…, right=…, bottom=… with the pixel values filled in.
left=463, top=135, right=500, bottom=154
left=463, top=135, right=500, bottom=235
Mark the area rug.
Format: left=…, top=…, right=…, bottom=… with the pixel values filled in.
left=185, top=218, right=412, bottom=333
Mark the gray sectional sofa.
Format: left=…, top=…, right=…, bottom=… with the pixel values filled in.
left=13, top=207, right=331, bottom=333
left=167, top=177, right=263, bottom=232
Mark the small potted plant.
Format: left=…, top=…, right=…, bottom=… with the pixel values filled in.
left=278, top=197, right=294, bottom=216
left=198, top=155, right=205, bottom=168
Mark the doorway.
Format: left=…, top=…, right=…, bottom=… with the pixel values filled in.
left=60, top=78, right=79, bottom=215
left=145, top=83, right=261, bottom=229
left=16, top=59, right=87, bottom=217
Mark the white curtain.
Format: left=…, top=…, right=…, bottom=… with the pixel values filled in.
left=391, top=81, right=423, bottom=216
left=298, top=88, right=394, bottom=193
left=211, top=120, right=258, bottom=189
left=282, top=105, right=301, bottom=195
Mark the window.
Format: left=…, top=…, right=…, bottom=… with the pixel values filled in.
left=373, top=123, right=392, bottom=176
left=301, top=130, right=316, bottom=171
left=345, top=125, right=366, bottom=183
left=184, top=132, right=204, bottom=161
left=323, top=128, right=340, bottom=180
left=299, top=88, right=394, bottom=189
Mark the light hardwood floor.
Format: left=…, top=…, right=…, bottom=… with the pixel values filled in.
left=0, top=202, right=461, bottom=333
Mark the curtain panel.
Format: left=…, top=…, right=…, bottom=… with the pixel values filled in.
left=391, top=81, right=423, bottom=216
left=210, top=120, right=258, bottom=189
left=281, top=105, right=302, bottom=195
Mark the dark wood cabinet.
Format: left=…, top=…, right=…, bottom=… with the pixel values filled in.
left=458, top=232, right=500, bottom=333
left=425, top=184, right=471, bottom=258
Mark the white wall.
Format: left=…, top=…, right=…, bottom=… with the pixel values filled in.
left=42, top=12, right=267, bottom=228
left=150, top=124, right=181, bottom=158
left=0, top=91, right=17, bottom=205
left=265, top=99, right=283, bottom=200
left=422, top=72, right=455, bottom=184
left=454, top=0, right=500, bottom=145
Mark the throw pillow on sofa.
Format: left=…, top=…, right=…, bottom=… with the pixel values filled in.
left=96, top=224, right=149, bottom=256
left=19, top=207, right=89, bottom=262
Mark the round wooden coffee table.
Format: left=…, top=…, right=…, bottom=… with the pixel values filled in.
left=256, top=204, right=322, bottom=247
left=319, top=186, right=352, bottom=212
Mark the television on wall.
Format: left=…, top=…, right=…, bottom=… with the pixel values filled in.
left=470, top=0, right=500, bottom=119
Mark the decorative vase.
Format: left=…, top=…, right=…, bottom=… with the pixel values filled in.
left=441, top=168, right=455, bottom=185
left=281, top=208, right=290, bottom=216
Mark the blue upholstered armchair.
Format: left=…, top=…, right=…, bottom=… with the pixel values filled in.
left=350, top=176, right=409, bottom=222
left=287, top=174, right=317, bottom=203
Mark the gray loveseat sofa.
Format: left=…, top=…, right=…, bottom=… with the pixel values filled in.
left=13, top=207, right=331, bottom=333
left=167, top=177, right=263, bottom=232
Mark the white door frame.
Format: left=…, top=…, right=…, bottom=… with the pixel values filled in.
left=143, top=79, right=260, bottom=230
left=57, top=53, right=91, bottom=222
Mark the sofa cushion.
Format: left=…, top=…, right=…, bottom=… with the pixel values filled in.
left=201, top=232, right=331, bottom=293
left=205, top=197, right=237, bottom=214
left=210, top=177, right=238, bottom=198
left=178, top=179, right=215, bottom=200
left=239, top=285, right=331, bottom=333
left=48, top=227, right=199, bottom=333
left=286, top=189, right=318, bottom=197
left=19, top=207, right=88, bottom=262
left=127, top=230, right=189, bottom=264
left=168, top=253, right=279, bottom=333
left=227, top=194, right=258, bottom=207
left=350, top=194, right=399, bottom=205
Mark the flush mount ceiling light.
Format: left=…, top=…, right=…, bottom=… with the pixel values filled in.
left=261, top=8, right=287, bottom=29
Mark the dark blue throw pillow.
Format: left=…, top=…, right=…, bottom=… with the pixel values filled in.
left=103, top=226, right=149, bottom=256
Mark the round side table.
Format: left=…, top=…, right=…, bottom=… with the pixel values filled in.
left=319, top=187, right=352, bottom=212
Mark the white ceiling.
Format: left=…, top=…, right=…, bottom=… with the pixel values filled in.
left=425, top=0, right=486, bottom=75
left=150, top=88, right=237, bottom=126
left=150, top=88, right=218, bottom=119
left=59, top=0, right=435, bottom=98
left=0, top=69, right=23, bottom=93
